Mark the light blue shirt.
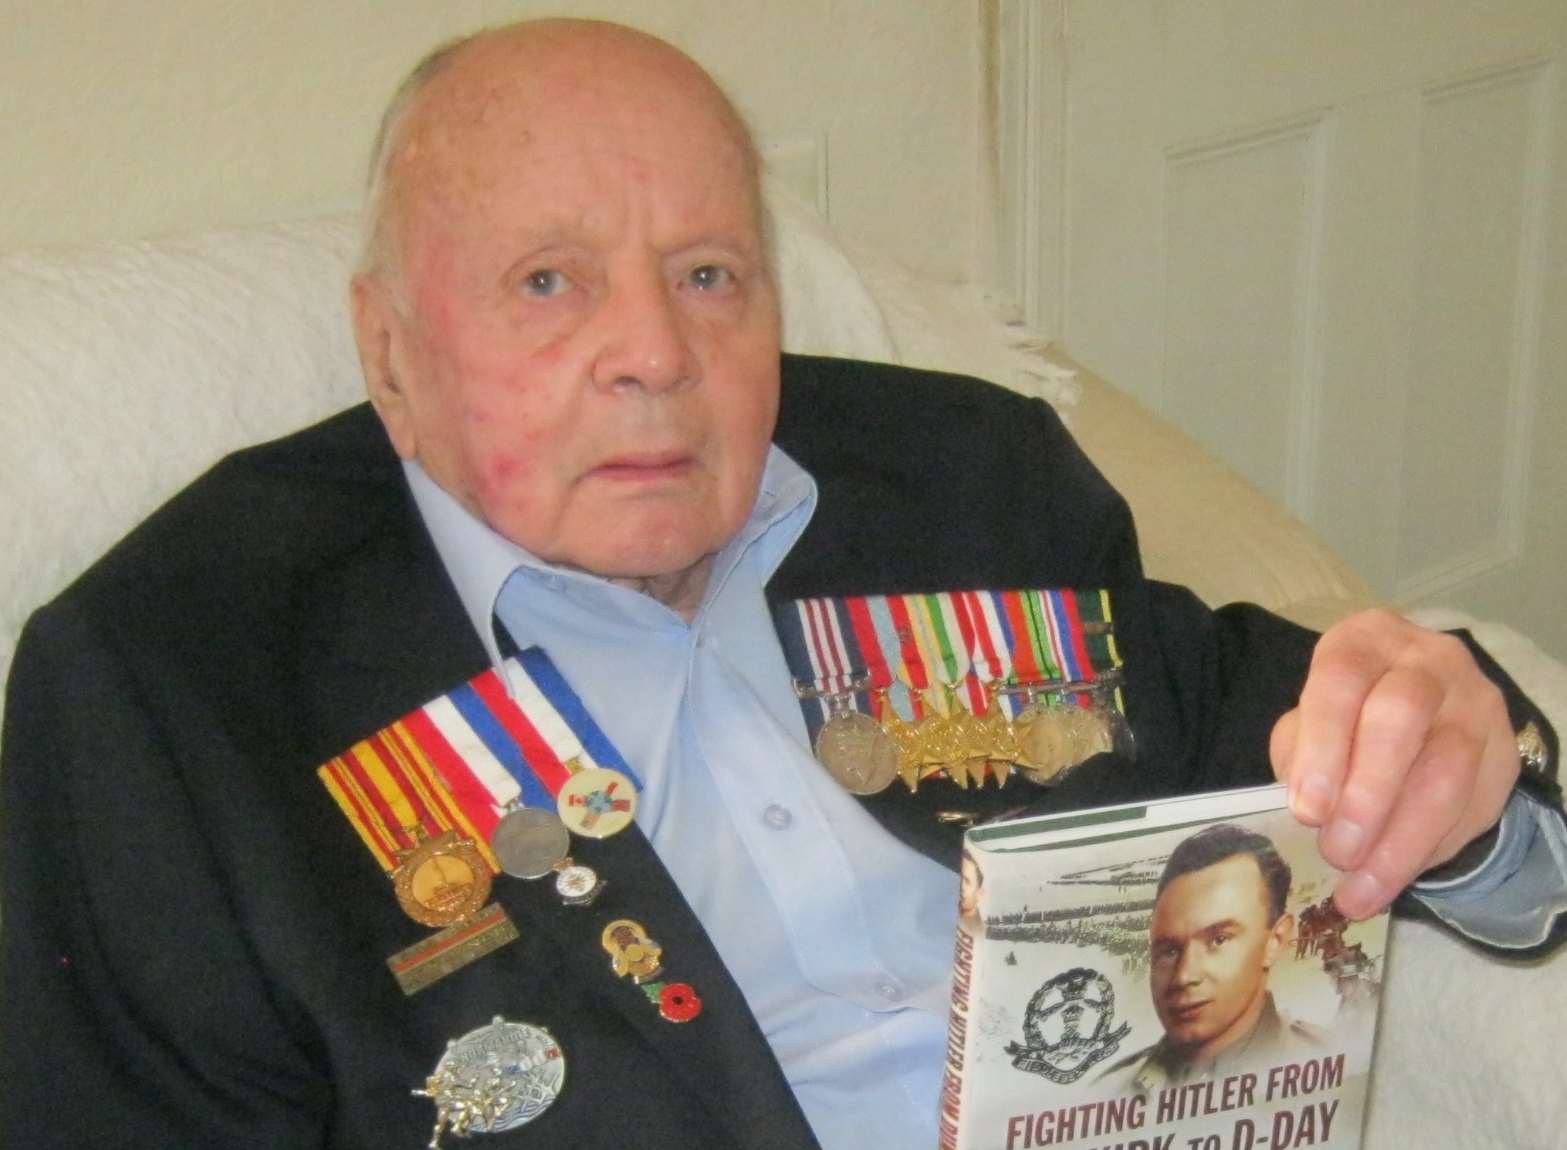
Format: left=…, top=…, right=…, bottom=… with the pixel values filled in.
left=406, top=451, right=956, bottom=1150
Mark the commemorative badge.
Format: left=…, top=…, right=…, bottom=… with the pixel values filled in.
left=415, top=1016, right=565, bottom=1148
left=601, top=918, right=704, bottom=1023
left=774, top=589, right=1131, bottom=795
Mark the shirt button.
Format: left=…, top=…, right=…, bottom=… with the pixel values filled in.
left=762, top=804, right=793, bottom=830
left=876, top=979, right=904, bottom=1003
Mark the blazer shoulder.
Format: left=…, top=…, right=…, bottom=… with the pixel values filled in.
left=37, top=403, right=407, bottom=640
left=771, top=355, right=1135, bottom=599
left=778, top=353, right=1078, bottom=446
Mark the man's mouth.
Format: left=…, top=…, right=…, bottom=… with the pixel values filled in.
left=1166, top=999, right=1210, bottom=1023
left=591, top=452, right=695, bottom=481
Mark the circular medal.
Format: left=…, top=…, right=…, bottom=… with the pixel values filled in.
left=392, top=831, right=492, bottom=928
left=1061, top=706, right=1114, bottom=761
left=556, top=768, right=638, bottom=839
left=418, top=1017, right=565, bottom=1140
left=1016, top=706, right=1071, bottom=783
left=554, top=862, right=604, bottom=906
left=814, top=710, right=899, bottom=795
left=491, top=807, right=571, bottom=880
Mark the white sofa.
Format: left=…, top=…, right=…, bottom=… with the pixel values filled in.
left=2, top=192, right=1564, bottom=1148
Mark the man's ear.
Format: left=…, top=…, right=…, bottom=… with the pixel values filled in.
left=350, top=272, right=419, bottom=461
left=1263, top=912, right=1295, bottom=970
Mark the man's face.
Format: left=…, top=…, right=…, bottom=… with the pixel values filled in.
left=959, top=854, right=982, bottom=919
left=354, top=35, right=780, bottom=590
left=1148, top=853, right=1290, bottom=1062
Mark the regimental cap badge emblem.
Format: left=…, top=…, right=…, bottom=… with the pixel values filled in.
left=1003, top=966, right=1131, bottom=1084
left=415, top=1017, right=565, bottom=1148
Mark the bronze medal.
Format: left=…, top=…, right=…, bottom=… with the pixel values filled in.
left=815, top=710, right=900, bottom=795
left=392, top=830, right=493, bottom=929
left=1061, top=705, right=1114, bottom=762
left=1016, top=705, right=1071, bottom=783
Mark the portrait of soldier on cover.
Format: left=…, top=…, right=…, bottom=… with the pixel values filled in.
left=1101, top=823, right=1326, bottom=1093
left=959, top=847, right=987, bottom=936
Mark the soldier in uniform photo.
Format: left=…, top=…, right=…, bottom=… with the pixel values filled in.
left=1101, top=824, right=1325, bottom=1093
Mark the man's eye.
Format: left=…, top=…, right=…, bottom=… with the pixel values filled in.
left=522, top=269, right=569, bottom=297
left=687, top=264, right=734, bottom=291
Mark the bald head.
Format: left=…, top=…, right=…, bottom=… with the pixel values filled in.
left=361, top=20, right=763, bottom=283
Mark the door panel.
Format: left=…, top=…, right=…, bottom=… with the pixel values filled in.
left=1051, top=0, right=1567, bottom=659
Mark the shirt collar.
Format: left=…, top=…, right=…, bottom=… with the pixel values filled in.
left=404, top=448, right=818, bottom=670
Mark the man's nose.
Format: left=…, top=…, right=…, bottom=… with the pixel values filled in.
left=590, top=268, right=695, bottom=394
left=1172, top=944, right=1201, bottom=986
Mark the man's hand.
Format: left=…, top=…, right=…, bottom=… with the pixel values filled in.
left=1269, top=609, right=1519, bottom=919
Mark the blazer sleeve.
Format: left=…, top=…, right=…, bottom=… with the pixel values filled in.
left=1, top=604, right=331, bottom=1148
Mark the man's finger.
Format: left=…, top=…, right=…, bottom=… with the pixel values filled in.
left=1331, top=722, right=1487, bottom=918
left=1269, top=707, right=1300, bottom=783
left=1283, top=613, right=1404, bottom=825
left=1315, top=664, right=1445, bottom=871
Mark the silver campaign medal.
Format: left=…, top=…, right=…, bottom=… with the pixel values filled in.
left=490, top=806, right=571, bottom=880
left=415, top=1017, right=565, bottom=1148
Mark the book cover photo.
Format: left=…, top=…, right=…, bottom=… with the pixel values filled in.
left=941, top=784, right=1387, bottom=1150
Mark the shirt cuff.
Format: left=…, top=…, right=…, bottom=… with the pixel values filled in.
left=1409, top=787, right=1567, bottom=950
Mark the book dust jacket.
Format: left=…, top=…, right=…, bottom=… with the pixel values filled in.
left=940, top=784, right=1387, bottom=1150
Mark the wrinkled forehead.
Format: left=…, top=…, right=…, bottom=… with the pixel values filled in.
left=387, top=37, right=762, bottom=255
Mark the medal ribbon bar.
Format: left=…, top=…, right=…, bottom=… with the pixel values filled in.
left=774, top=588, right=1128, bottom=792
left=777, top=589, right=1123, bottom=736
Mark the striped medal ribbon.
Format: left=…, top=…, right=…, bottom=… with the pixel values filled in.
left=773, top=588, right=1129, bottom=794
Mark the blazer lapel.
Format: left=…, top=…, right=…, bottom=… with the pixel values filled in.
left=489, top=824, right=820, bottom=1149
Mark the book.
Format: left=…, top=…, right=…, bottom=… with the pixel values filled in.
left=940, top=783, right=1387, bottom=1150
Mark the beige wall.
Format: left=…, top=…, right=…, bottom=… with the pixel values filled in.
left=1, top=1, right=981, bottom=280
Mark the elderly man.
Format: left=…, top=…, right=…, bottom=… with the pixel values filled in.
left=2, top=18, right=1562, bottom=1150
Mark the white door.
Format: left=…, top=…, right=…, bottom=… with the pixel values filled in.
left=1029, top=0, right=1567, bottom=659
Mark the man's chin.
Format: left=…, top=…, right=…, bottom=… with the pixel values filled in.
left=1159, top=1016, right=1213, bottom=1050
